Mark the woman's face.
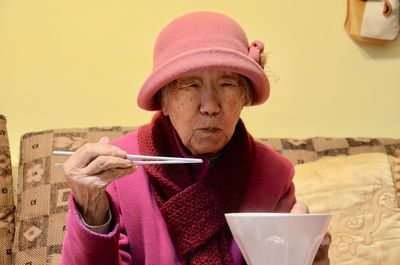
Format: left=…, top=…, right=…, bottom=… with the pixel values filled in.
left=161, top=70, right=248, bottom=156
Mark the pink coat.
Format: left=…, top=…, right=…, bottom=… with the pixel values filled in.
left=60, top=131, right=295, bottom=265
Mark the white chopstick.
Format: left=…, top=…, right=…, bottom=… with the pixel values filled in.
left=52, top=150, right=203, bottom=167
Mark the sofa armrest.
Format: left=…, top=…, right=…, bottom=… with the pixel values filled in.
left=0, top=114, right=14, bottom=265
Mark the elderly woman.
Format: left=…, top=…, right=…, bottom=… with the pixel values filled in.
left=60, top=12, right=330, bottom=265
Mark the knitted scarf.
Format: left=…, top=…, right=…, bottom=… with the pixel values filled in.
left=138, top=112, right=256, bottom=265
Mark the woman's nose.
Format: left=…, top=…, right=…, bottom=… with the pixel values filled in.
left=199, top=88, right=221, bottom=116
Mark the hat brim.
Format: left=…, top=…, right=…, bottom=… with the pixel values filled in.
left=137, top=47, right=270, bottom=111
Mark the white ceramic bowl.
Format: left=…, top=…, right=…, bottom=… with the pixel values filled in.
left=225, top=213, right=331, bottom=265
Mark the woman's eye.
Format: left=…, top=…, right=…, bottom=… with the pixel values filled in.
left=181, top=83, right=200, bottom=89
left=220, top=82, right=237, bottom=87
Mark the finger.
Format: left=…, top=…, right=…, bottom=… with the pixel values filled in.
left=68, top=142, right=128, bottom=169
left=312, top=258, right=329, bottom=265
left=97, top=167, right=136, bottom=183
left=321, top=232, right=332, bottom=246
left=83, top=155, right=133, bottom=176
left=98, top=136, right=110, bottom=145
left=74, top=167, right=136, bottom=191
left=314, top=243, right=330, bottom=263
left=313, top=232, right=331, bottom=263
left=290, top=201, right=309, bottom=214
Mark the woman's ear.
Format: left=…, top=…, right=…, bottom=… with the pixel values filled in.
left=157, top=87, right=170, bottom=116
left=160, top=93, right=169, bottom=116
left=161, top=104, right=169, bottom=116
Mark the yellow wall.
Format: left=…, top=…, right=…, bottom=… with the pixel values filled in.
left=1, top=0, right=400, bottom=166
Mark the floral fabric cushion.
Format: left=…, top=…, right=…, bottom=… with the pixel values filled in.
left=294, top=153, right=400, bottom=264
left=12, top=127, right=132, bottom=264
left=0, top=115, right=14, bottom=265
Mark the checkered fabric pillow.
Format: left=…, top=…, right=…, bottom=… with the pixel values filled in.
left=0, top=115, right=14, bottom=265
left=259, top=137, right=400, bottom=165
left=12, top=127, right=133, bottom=265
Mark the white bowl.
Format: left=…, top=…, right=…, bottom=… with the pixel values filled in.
left=225, top=213, right=331, bottom=265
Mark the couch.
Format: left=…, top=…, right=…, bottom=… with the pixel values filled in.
left=1, top=113, right=399, bottom=265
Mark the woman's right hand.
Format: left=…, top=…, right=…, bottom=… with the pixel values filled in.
left=63, top=136, right=135, bottom=226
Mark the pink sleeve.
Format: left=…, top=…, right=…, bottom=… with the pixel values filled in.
left=60, top=194, right=133, bottom=265
left=241, top=143, right=297, bottom=212
left=274, top=166, right=296, bottom=213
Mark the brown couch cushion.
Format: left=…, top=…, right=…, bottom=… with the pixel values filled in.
left=0, top=114, right=14, bottom=265
left=259, top=137, right=400, bottom=165
left=13, top=127, right=133, bottom=264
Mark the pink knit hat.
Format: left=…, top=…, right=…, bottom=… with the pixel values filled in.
left=137, top=11, right=270, bottom=110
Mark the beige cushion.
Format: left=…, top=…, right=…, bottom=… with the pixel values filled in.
left=0, top=115, right=14, bottom=265
left=294, top=153, right=400, bottom=264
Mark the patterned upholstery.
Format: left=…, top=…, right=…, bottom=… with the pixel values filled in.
left=294, top=153, right=400, bottom=264
left=13, top=127, right=132, bottom=264
left=0, top=115, right=14, bottom=265
left=261, top=137, right=400, bottom=165
left=10, top=125, right=400, bottom=264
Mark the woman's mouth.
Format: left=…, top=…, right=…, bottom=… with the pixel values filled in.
left=198, top=127, right=221, bottom=133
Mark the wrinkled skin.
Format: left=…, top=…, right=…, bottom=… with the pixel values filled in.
left=63, top=137, right=135, bottom=225
left=161, top=70, right=248, bottom=156
left=63, top=70, right=330, bottom=264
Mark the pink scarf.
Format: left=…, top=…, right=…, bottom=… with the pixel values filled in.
left=138, top=112, right=256, bottom=265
